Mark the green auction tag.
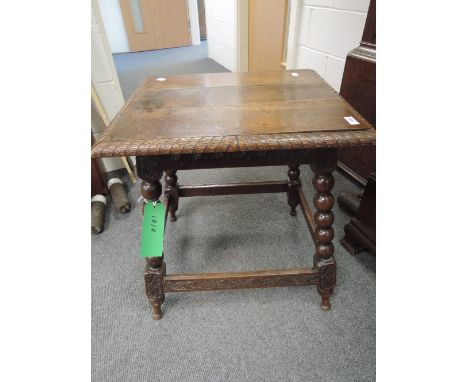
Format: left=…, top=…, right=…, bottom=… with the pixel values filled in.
left=140, top=201, right=165, bottom=258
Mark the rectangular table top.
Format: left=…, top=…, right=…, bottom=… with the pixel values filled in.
left=92, top=70, right=375, bottom=158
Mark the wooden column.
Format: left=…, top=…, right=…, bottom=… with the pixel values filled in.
left=311, top=149, right=337, bottom=310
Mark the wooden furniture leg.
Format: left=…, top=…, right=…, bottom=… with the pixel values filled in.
left=311, top=150, right=337, bottom=311
left=164, top=169, right=179, bottom=221
left=140, top=172, right=166, bottom=320
left=287, top=165, right=301, bottom=216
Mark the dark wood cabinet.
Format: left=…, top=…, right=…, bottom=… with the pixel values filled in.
left=338, top=0, right=376, bottom=184
left=338, top=0, right=376, bottom=255
left=341, top=173, right=376, bottom=255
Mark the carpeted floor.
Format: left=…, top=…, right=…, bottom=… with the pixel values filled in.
left=113, top=42, right=228, bottom=100
left=93, top=44, right=375, bottom=382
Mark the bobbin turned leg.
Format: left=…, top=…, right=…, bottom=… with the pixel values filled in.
left=140, top=172, right=166, bottom=320
left=311, top=150, right=337, bottom=311
left=287, top=165, right=301, bottom=216
left=164, top=170, right=179, bottom=221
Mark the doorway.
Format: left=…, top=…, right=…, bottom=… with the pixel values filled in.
left=96, top=0, right=228, bottom=100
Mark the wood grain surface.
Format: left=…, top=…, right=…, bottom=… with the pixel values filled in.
left=92, top=70, right=375, bottom=158
left=163, top=268, right=318, bottom=292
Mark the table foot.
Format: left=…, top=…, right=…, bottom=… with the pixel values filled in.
left=320, top=300, right=331, bottom=311
left=319, top=288, right=332, bottom=311
left=150, top=303, right=163, bottom=320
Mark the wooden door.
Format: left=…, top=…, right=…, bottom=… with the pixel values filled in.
left=248, top=0, right=288, bottom=71
left=119, top=0, right=191, bottom=52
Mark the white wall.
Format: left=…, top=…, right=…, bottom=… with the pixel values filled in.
left=287, top=0, right=370, bottom=91
left=92, top=0, right=126, bottom=172
left=205, top=0, right=241, bottom=71
left=97, top=0, right=129, bottom=53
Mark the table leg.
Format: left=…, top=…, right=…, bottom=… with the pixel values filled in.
left=164, top=169, right=179, bottom=221
left=287, top=165, right=301, bottom=216
left=311, top=151, right=337, bottom=311
left=141, top=173, right=166, bottom=320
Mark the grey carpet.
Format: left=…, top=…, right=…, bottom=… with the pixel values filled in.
left=94, top=45, right=375, bottom=381
left=92, top=168, right=375, bottom=382
left=113, top=42, right=228, bottom=100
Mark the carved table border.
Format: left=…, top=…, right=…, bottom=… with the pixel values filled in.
left=91, top=130, right=376, bottom=158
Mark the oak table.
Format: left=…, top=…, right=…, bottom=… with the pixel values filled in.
left=91, top=69, right=376, bottom=320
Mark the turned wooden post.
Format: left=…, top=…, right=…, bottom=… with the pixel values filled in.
left=287, top=165, right=301, bottom=216
left=311, top=149, right=337, bottom=311
left=140, top=170, right=166, bottom=320
left=164, top=169, right=179, bottom=221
